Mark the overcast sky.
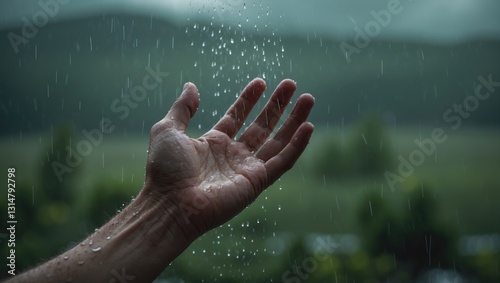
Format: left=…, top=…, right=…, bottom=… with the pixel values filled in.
left=1, top=0, right=499, bottom=43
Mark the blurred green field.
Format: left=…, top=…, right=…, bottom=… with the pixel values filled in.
left=2, top=127, right=500, bottom=233
left=1, top=126, right=499, bottom=281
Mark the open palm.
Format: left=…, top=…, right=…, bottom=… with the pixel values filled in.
left=144, top=78, right=314, bottom=240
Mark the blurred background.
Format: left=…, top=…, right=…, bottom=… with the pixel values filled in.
left=1, top=0, right=499, bottom=281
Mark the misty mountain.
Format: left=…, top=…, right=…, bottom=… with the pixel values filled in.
left=1, top=13, right=499, bottom=136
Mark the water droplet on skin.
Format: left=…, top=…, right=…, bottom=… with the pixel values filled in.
left=92, top=247, right=102, bottom=252
left=89, top=240, right=93, bottom=246
left=77, top=261, right=85, bottom=265
left=106, top=236, right=111, bottom=240
left=63, top=256, right=69, bottom=260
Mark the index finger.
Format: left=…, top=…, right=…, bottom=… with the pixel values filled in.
left=211, top=78, right=267, bottom=139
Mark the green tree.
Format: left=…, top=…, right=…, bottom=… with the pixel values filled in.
left=312, top=136, right=349, bottom=180
left=348, top=115, right=395, bottom=176
left=355, top=182, right=459, bottom=281
left=355, top=189, right=403, bottom=280
left=38, top=124, right=78, bottom=201
left=312, top=115, right=395, bottom=182
left=398, top=182, right=458, bottom=278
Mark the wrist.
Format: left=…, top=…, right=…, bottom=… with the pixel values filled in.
left=88, top=186, right=195, bottom=281
left=131, top=187, right=195, bottom=259
left=142, top=179, right=207, bottom=242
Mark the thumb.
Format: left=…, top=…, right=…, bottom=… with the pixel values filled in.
left=163, top=82, right=200, bottom=131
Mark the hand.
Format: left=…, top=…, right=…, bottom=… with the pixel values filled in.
left=143, top=78, right=314, bottom=241
left=4, top=79, right=313, bottom=283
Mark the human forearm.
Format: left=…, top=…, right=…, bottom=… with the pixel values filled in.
left=7, top=186, right=192, bottom=283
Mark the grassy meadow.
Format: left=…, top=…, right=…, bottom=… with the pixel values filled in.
left=1, top=125, right=499, bottom=281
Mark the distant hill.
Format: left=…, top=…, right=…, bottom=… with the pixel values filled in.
left=1, top=13, right=499, bottom=136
